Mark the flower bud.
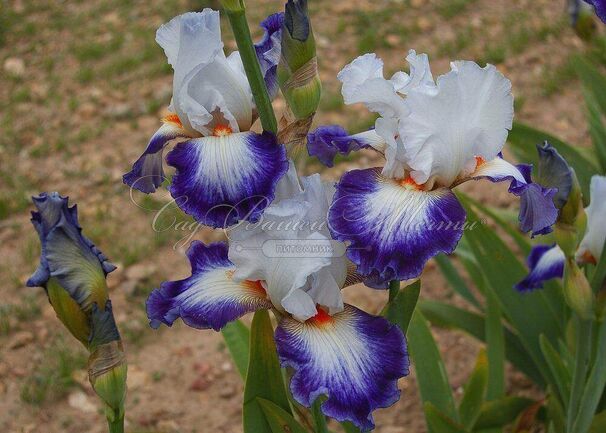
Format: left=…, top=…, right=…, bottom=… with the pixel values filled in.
left=88, top=301, right=127, bottom=421
left=563, top=258, right=594, bottom=319
left=277, top=0, right=321, bottom=149
left=46, top=278, right=90, bottom=346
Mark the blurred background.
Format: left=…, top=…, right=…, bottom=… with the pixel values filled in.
left=0, top=0, right=603, bottom=432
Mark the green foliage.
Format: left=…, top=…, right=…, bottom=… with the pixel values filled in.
left=221, top=320, right=250, bottom=380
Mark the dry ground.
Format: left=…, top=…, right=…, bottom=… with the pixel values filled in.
left=0, top=0, right=602, bottom=432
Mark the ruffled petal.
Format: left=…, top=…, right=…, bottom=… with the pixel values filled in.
left=337, top=53, right=408, bottom=119
left=577, top=175, right=606, bottom=263
left=400, top=61, right=513, bottom=186
left=123, top=116, right=189, bottom=193
left=166, top=131, right=288, bottom=228
left=228, top=168, right=347, bottom=321
left=275, top=304, right=409, bottom=431
left=255, top=13, right=284, bottom=99
left=515, top=244, right=565, bottom=292
left=146, top=241, right=271, bottom=330
left=26, top=193, right=115, bottom=312
left=159, top=10, right=253, bottom=134
left=390, top=49, right=434, bottom=95
left=329, top=168, right=466, bottom=284
left=306, top=125, right=385, bottom=167
left=470, top=158, right=558, bottom=237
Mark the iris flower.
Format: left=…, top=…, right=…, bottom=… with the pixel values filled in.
left=307, top=51, right=558, bottom=286
left=517, top=175, right=606, bottom=291
left=147, top=164, right=409, bottom=430
left=123, top=9, right=288, bottom=228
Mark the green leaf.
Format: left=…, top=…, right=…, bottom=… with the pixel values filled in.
left=458, top=197, right=562, bottom=388
left=418, top=301, right=544, bottom=387
left=584, top=88, right=606, bottom=172
left=435, top=254, right=481, bottom=309
left=243, top=310, right=291, bottom=433
left=221, top=320, right=250, bottom=379
left=571, top=319, right=606, bottom=433
left=384, top=280, right=421, bottom=334
left=591, top=239, right=606, bottom=292
left=539, top=335, right=571, bottom=405
left=424, top=403, right=468, bottom=433
left=257, top=398, right=309, bottom=433
left=508, top=122, right=597, bottom=202
left=474, top=396, right=536, bottom=430
left=311, top=397, right=328, bottom=433
left=340, top=421, right=361, bottom=433
left=408, top=309, right=458, bottom=430
left=589, top=410, right=606, bottom=433
left=574, top=56, right=606, bottom=118
left=459, top=349, right=488, bottom=430
left=485, top=291, right=505, bottom=401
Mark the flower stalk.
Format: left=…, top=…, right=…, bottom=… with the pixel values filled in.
left=220, top=0, right=278, bottom=134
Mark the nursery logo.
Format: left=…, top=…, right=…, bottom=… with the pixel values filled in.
left=129, top=186, right=485, bottom=251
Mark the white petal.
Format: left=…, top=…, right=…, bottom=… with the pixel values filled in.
left=391, top=50, right=435, bottom=95
left=375, top=117, right=407, bottom=179
left=337, top=53, right=407, bottom=119
left=160, top=10, right=253, bottom=135
left=400, top=61, right=514, bottom=186
left=578, top=175, right=606, bottom=263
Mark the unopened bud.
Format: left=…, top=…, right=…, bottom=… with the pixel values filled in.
left=559, top=169, right=583, bottom=226
left=563, top=258, right=594, bottom=319
left=46, top=278, right=90, bottom=346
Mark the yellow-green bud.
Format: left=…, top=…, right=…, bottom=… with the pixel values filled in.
left=563, top=258, right=594, bottom=319
left=559, top=170, right=583, bottom=226
left=46, top=278, right=91, bottom=346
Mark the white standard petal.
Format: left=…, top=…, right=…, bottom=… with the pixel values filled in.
left=159, top=10, right=253, bottom=135
left=337, top=53, right=407, bottom=119
left=228, top=169, right=346, bottom=320
left=577, top=175, right=606, bottom=263
left=375, top=117, right=407, bottom=179
left=400, top=61, right=514, bottom=187
left=390, top=49, right=435, bottom=95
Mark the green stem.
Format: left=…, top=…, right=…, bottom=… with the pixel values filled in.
left=107, top=416, right=124, bottom=433
left=388, top=280, right=400, bottom=302
left=311, top=398, right=329, bottom=433
left=567, top=317, right=592, bottom=433
left=224, top=7, right=278, bottom=134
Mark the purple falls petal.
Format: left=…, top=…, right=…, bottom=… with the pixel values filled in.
left=275, top=304, right=409, bottom=431
left=146, top=241, right=271, bottom=331
left=166, top=131, right=289, bottom=228
left=26, top=192, right=115, bottom=310
left=123, top=119, right=188, bottom=193
left=307, top=125, right=371, bottom=167
left=329, top=168, right=466, bottom=285
left=585, top=0, right=606, bottom=23
left=515, top=244, right=565, bottom=292
left=255, top=13, right=284, bottom=99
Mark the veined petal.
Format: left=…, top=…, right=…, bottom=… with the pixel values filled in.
left=535, top=141, right=573, bottom=209
left=166, top=131, right=288, bottom=228
left=255, top=12, right=284, bottom=99
left=26, top=193, right=115, bottom=312
left=577, top=175, right=606, bottom=263
left=470, top=158, right=558, bottom=237
left=329, top=168, right=466, bottom=284
left=338, top=53, right=407, bottom=119
left=146, top=241, right=271, bottom=331
left=516, top=244, right=565, bottom=292
left=123, top=116, right=189, bottom=193
left=275, top=304, right=409, bottom=431
left=306, top=125, right=385, bottom=167
left=401, top=61, right=513, bottom=186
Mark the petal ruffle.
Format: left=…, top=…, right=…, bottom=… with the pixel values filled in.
left=515, top=244, right=565, bottom=292
left=166, top=131, right=289, bottom=228
left=275, top=304, right=409, bottom=431
left=255, top=12, right=284, bottom=99
left=26, top=193, right=115, bottom=312
left=146, top=241, right=271, bottom=330
left=123, top=116, right=189, bottom=193
left=329, top=168, right=466, bottom=284
left=306, top=125, right=385, bottom=167
left=401, top=61, right=513, bottom=186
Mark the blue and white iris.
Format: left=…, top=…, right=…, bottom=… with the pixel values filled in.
left=123, top=10, right=288, bottom=228
left=147, top=162, right=409, bottom=430
left=308, top=50, right=558, bottom=287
